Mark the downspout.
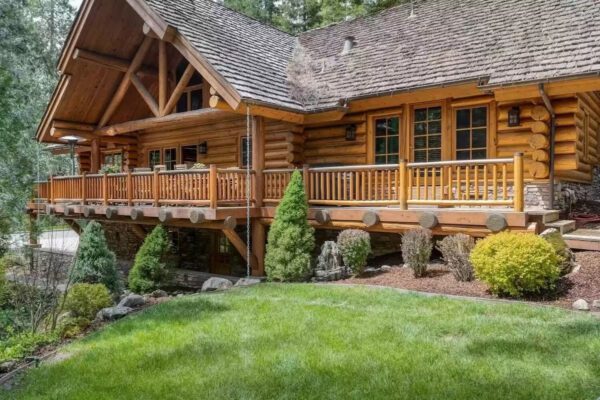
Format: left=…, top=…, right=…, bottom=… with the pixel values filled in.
left=538, top=84, right=556, bottom=210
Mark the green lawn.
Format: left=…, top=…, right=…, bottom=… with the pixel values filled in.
left=7, top=284, right=600, bottom=400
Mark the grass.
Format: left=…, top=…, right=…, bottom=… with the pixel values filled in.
left=6, top=284, right=600, bottom=400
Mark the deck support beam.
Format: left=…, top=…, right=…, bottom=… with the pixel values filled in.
left=64, top=219, right=81, bottom=235
left=222, top=228, right=258, bottom=272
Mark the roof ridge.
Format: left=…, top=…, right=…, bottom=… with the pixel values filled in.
left=206, top=0, right=296, bottom=38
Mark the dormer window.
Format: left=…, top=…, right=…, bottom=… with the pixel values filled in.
left=176, top=61, right=204, bottom=113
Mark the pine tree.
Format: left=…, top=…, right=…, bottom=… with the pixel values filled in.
left=265, top=170, right=315, bottom=281
left=72, top=221, right=120, bottom=293
left=128, top=225, right=172, bottom=294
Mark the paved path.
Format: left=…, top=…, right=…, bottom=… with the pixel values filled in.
left=11, top=230, right=79, bottom=253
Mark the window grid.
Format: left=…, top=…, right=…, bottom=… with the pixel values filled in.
left=413, top=106, right=442, bottom=163
left=374, top=117, right=400, bottom=165
left=455, top=106, right=488, bottom=160
left=240, top=137, right=252, bottom=168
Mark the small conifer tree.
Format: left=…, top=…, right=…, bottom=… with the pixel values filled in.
left=265, top=170, right=315, bottom=281
left=128, top=225, right=172, bottom=293
left=72, top=221, right=120, bottom=293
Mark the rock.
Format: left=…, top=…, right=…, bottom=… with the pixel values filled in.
left=201, top=277, right=233, bottom=292
left=540, top=228, right=577, bottom=275
left=118, top=294, right=145, bottom=308
left=572, top=299, right=590, bottom=311
left=0, top=361, right=17, bottom=373
left=592, top=300, right=600, bottom=310
left=234, top=278, right=261, bottom=287
left=149, top=289, right=168, bottom=298
left=176, top=294, right=184, bottom=298
left=96, top=306, right=133, bottom=321
left=381, top=265, right=393, bottom=272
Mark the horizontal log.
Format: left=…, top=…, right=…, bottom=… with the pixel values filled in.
left=528, top=134, right=549, bottom=149
left=528, top=161, right=549, bottom=179
left=531, top=149, right=549, bottom=162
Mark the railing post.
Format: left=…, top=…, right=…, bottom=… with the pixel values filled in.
left=153, top=168, right=160, bottom=207
left=513, top=152, right=524, bottom=212
left=302, top=164, right=310, bottom=200
left=399, top=159, right=408, bottom=210
left=127, top=171, right=133, bottom=206
left=49, top=175, right=55, bottom=205
left=209, top=164, right=218, bottom=209
left=102, top=173, right=108, bottom=206
left=81, top=172, right=87, bottom=205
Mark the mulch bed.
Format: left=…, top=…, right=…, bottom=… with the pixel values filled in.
left=339, top=251, right=600, bottom=309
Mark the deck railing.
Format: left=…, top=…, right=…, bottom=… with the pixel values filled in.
left=263, top=153, right=524, bottom=211
left=36, top=166, right=255, bottom=208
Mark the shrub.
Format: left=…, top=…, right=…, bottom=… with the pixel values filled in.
left=72, top=221, right=120, bottom=293
left=401, top=228, right=433, bottom=278
left=0, top=330, right=56, bottom=363
left=337, top=230, right=371, bottom=275
left=437, top=234, right=476, bottom=282
left=470, top=232, right=560, bottom=297
left=65, top=283, right=112, bottom=320
left=265, top=170, right=315, bottom=281
left=316, top=241, right=342, bottom=272
left=128, top=225, right=172, bottom=293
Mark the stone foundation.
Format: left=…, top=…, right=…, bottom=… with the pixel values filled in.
left=315, top=230, right=402, bottom=258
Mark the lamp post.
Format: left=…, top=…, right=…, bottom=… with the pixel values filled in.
left=60, top=135, right=82, bottom=175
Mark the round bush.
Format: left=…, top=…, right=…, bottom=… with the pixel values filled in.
left=470, top=232, right=560, bottom=297
left=65, top=283, right=112, bottom=320
left=337, top=229, right=371, bottom=275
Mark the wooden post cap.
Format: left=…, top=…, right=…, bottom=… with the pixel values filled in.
left=419, top=212, right=439, bottom=229
left=486, top=214, right=508, bottom=233
left=83, top=206, right=95, bottom=218
left=315, top=210, right=331, bottom=225
left=158, top=208, right=173, bottom=223
left=223, top=216, right=237, bottom=230
left=362, top=211, right=380, bottom=227
left=189, top=209, right=206, bottom=224
left=130, top=208, right=144, bottom=221
left=105, top=207, right=118, bottom=219
left=45, top=205, right=54, bottom=215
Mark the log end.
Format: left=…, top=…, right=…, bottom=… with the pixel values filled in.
left=315, top=210, right=331, bottom=225
left=419, top=212, right=439, bottom=229
left=362, top=211, right=380, bottom=227
left=486, top=214, right=508, bottom=233
left=189, top=209, right=206, bottom=224
left=223, top=216, right=237, bottom=230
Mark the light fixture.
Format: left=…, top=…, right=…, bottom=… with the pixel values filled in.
left=345, top=124, right=357, bottom=141
left=60, top=135, right=83, bottom=175
left=198, top=141, right=208, bottom=155
left=508, top=106, right=521, bottom=127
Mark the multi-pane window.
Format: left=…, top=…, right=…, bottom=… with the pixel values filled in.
left=413, top=106, right=442, bottom=162
left=240, top=137, right=252, bottom=168
left=148, top=150, right=161, bottom=170
left=181, top=145, right=198, bottom=166
left=374, top=117, right=400, bottom=164
left=455, top=106, right=487, bottom=160
left=164, top=148, right=177, bottom=170
left=175, top=62, right=204, bottom=113
left=103, top=152, right=122, bottom=171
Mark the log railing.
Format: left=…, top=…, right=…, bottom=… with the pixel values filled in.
left=38, top=166, right=256, bottom=208
left=263, top=153, right=524, bottom=211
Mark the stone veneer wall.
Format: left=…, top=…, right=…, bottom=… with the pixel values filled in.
left=315, top=230, right=402, bottom=258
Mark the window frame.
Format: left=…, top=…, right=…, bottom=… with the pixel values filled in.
left=148, top=149, right=162, bottom=170
left=451, top=103, right=492, bottom=161
left=239, top=136, right=253, bottom=169
left=410, top=103, right=444, bottom=163
left=180, top=143, right=199, bottom=166
left=367, top=109, right=403, bottom=165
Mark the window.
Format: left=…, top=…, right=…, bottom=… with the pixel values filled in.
left=374, top=116, right=400, bottom=164
left=149, top=150, right=161, bottom=170
left=102, top=152, right=122, bottom=172
left=175, top=62, right=204, bottom=113
left=240, top=137, right=252, bottom=168
left=455, top=106, right=488, bottom=160
left=413, top=106, right=442, bottom=162
left=164, top=148, right=177, bottom=170
left=181, top=145, right=198, bottom=166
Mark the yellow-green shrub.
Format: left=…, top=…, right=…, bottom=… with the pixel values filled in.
left=65, top=283, right=112, bottom=320
left=470, top=232, right=560, bottom=297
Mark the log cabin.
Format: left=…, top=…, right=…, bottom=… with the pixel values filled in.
left=29, top=0, right=600, bottom=279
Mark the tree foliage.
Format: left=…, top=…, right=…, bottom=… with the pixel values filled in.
left=72, top=221, right=120, bottom=293
left=128, top=225, right=172, bottom=294
left=265, top=170, right=315, bottom=281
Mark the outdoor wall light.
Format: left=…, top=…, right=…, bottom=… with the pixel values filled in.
left=198, top=141, right=208, bottom=155
left=508, top=106, right=521, bottom=127
left=345, top=124, right=357, bottom=141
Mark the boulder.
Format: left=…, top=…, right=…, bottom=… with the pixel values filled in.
left=201, top=277, right=233, bottom=292
left=234, top=278, right=261, bottom=287
left=592, top=300, right=600, bottom=310
left=0, top=361, right=17, bottom=373
left=540, top=228, right=576, bottom=275
left=381, top=265, right=393, bottom=272
left=96, top=306, right=133, bottom=321
left=118, top=294, right=145, bottom=308
left=149, top=289, right=169, bottom=298
left=572, top=299, right=590, bottom=311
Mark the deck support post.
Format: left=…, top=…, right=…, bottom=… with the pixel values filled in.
left=49, top=175, right=55, bottom=205
left=513, top=152, right=524, bottom=212
left=399, top=159, right=408, bottom=210
left=90, top=138, right=100, bottom=173
left=81, top=172, right=87, bottom=205
left=209, top=164, right=218, bottom=209
left=251, top=221, right=266, bottom=276
left=302, top=164, right=310, bottom=199
left=126, top=171, right=133, bottom=206
left=252, top=117, right=265, bottom=207
left=102, top=173, right=108, bottom=206
left=153, top=169, right=160, bottom=207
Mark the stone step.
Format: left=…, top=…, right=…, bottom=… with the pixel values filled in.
left=545, top=219, right=576, bottom=234
left=564, top=230, right=600, bottom=251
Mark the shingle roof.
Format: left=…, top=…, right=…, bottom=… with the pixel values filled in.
left=145, top=0, right=600, bottom=112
